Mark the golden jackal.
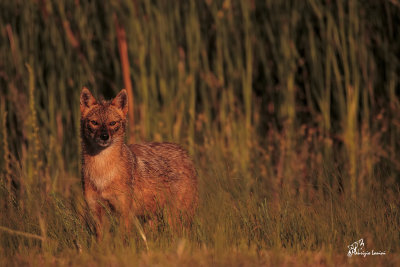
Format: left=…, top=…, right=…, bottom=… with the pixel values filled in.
left=80, top=87, right=198, bottom=239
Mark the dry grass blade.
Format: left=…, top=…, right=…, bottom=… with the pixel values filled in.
left=0, top=225, right=45, bottom=242
left=133, top=216, right=149, bottom=252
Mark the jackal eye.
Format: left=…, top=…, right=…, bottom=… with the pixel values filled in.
left=109, top=121, right=117, bottom=126
left=90, top=120, right=99, bottom=126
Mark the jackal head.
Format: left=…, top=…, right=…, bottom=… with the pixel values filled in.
left=80, top=87, right=128, bottom=150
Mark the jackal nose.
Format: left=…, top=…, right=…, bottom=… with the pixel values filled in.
left=100, top=133, right=109, bottom=141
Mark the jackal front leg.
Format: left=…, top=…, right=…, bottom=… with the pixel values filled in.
left=85, top=186, right=105, bottom=241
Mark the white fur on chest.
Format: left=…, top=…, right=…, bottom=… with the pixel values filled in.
left=84, top=148, right=120, bottom=191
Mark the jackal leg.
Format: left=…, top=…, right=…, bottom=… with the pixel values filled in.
left=102, top=190, right=132, bottom=234
left=84, top=185, right=104, bottom=241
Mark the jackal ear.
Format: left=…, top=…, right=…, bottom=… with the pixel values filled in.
left=111, top=89, right=128, bottom=116
left=80, top=87, right=97, bottom=114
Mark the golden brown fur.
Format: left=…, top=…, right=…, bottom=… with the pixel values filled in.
left=80, top=88, right=198, bottom=240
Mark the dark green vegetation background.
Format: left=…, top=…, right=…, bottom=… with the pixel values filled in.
left=0, top=0, right=399, bottom=266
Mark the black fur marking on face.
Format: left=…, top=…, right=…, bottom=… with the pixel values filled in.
left=87, top=124, right=94, bottom=133
left=111, top=125, right=120, bottom=134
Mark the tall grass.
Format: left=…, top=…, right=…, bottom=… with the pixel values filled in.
left=0, top=0, right=399, bottom=265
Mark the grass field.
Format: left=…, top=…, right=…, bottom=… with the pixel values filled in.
left=0, top=0, right=399, bottom=266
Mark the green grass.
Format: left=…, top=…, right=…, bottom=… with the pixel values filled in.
left=1, top=0, right=400, bottom=265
